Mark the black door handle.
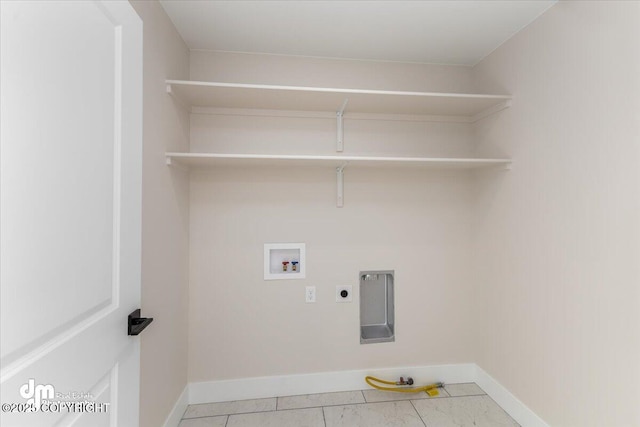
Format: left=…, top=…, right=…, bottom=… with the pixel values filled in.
left=128, top=309, right=153, bottom=336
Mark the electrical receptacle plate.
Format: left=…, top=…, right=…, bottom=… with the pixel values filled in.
left=305, top=286, right=316, bottom=303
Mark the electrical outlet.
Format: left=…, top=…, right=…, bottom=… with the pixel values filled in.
left=305, top=286, right=316, bottom=303
left=336, top=285, right=352, bottom=302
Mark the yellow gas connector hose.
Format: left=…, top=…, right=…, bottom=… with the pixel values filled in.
left=365, top=376, right=444, bottom=395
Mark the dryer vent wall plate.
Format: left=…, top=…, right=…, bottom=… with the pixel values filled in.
left=360, top=270, right=394, bottom=344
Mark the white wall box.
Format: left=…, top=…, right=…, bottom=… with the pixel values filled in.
left=264, top=243, right=306, bottom=280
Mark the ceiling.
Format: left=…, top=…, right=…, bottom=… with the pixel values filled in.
left=159, top=1, right=556, bottom=66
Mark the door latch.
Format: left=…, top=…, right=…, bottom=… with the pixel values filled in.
left=128, top=309, right=153, bottom=336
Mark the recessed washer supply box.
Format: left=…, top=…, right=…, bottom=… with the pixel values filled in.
left=264, top=243, right=306, bottom=280
left=360, top=270, right=395, bottom=344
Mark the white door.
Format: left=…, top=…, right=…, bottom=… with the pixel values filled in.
left=1, top=1, right=142, bottom=426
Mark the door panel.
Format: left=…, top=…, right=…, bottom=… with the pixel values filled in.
left=1, top=0, right=117, bottom=364
left=1, top=1, right=142, bottom=426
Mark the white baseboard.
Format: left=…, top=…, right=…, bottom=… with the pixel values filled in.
left=188, top=363, right=476, bottom=404
left=475, top=365, right=550, bottom=427
left=163, top=363, right=547, bottom=427
left=161, top=385, right=188, bottom=427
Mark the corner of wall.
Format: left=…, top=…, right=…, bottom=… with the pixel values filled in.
left=469, top=2, right=640, bottom=425
left=128, top=1, right=191, bottom=426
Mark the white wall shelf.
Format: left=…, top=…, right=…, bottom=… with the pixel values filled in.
left=166, top=153, right=511, bottom=208
left=165, top=152, right=511, bottom=169
left=165, top=80, right=512, bottom=207
left=165, top=80, right=512, bottom=122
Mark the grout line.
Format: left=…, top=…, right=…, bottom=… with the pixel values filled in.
left=314, top=398, right=435, bottom=409
left=182, top=398, right=277, bottom=419
left=194, top=407, right=327, bottom=426
left=184, top=406, right=324, bottom=420
left=276, top=390, right=364, bottom=400
left=360, top=388, right=459, bottom=403
left=181, top=395, right=519, bottom=426
left=442, top=382, right=486, bottom=398
left=183, top=393, right=518, bottom=426
left=179, top=405, right=189, bottom=421
left=275, top=391, right=367, bottom=411
left=409, top=400, right=428, bottom=427
left=274, top=399, right=368, bottom=411
left=181, top=414, right=232, bottom=422
left=186, top=394, right=477, bottom=418
left=447, top=393, right=485, bottom=397
left=183, top=388, right=489, bottom=419
left=481, top=393, right=521, bottom=426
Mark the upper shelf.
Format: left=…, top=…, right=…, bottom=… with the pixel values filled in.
left=165, top=152, right=511, bottom=169
left=166, top=80, right=512, bottom=120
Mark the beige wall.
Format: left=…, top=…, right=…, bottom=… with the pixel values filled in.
left=134, top=3, right=640, bottom=425
left=190, top=50, right=474, bottom=92
left=129, top=2, right=190, bottom=427
left=187, top=53, right=479, bottom=382
left=472, top=1, right=640, bottom=426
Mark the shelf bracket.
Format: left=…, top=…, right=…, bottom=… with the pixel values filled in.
left=164, top=155, right=189, bottom=173
left=336, top=99, right=349, bottom=152
left=471, top=99, right=512, bottom=123
left=165, top=83, right=191, bottom=112
left=336, top=162, right=348, bottom=208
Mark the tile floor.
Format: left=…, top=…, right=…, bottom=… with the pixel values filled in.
left=179, top=382, right=520, bottom=427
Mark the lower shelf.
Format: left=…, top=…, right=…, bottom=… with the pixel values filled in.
left=167, top=152, right=511, bottom=207
left=165, top=152, right=511, bottom=169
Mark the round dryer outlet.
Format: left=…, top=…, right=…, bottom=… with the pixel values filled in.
left=336, top=285, right=353, bottom=302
